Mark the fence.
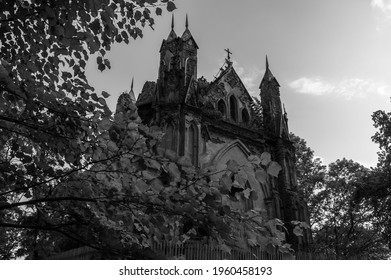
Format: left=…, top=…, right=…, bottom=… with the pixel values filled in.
left=151, top=241, right=292, bottom=260
left=48, top=241, right=336, bottom=260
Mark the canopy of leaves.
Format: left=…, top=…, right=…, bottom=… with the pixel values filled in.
left=368, top=108, right=391, bottom=250
left=310, top=158, right=389, bottom=259
left=0, top=0, right=173, bottom=259
left=1, top=99, right=289, bottom=258
left=291, top=132, right=390, bottom=259
left=289, top=133, right=326, bottom=226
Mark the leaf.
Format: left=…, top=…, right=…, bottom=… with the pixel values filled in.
left=256, top=235, right=270, bottom=250
left=134, top=10, right=142, bottom=21
left=104, top=58, right=111, bottom=69
left=167, top=1, right=176, bottom=12
left=250, top=190, right=258, bottom=201
left=167, top=162, right=180, bottom=183
left=255, top=168, right=268, bottom=185
left=98, top=63, right=105, bottom=71
left=105, top=6, right=115, bottom=18
left=102, top=91, right=110, bottom=98
left=248, top=155, right=261, bottom=165
left=226, top=159, right=239, bottom=173
left=219, top=243, right=231, bottom=254
left=267, top=161, right=282, bottom=177
left=98, top=97, right=107, bottom=106
left=135, top=179, right=149, bottom=194
left=0, top=62, right=9, bottom=78
left=243, top=188, right=251, bottom=199
left=293, top=226, right=304, bottom=237
left=150, top=178, right=164, bottom=193
left=142, top=170, right=158, bottom=181
left=155, top=7, right=162, bottom=16
left=145, top=159, right=161, bottom=170
left=260, top=152, right=271, bottom=166
left=100, top=117, right=112, bottom=130
left=107, top=140, right=118, bottom=152
left=247, top=231, right=258, bottom=246
left=97, top=56, right=102, bottom=65
left=177, top=156, right=192, bottom=167
left=220, top=174, right=232, bottom=190
left=81, top=91, right=90, bottom=100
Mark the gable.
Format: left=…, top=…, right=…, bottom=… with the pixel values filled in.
left=206, top=67, right=253, bottom=108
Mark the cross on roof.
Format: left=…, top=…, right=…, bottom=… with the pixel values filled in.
left=224, top=48, right=232, bottom=61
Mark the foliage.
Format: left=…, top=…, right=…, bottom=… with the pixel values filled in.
left=310, top=158, right=388, bottom=259
left=0, top=0, right=174, bottom=259
left=1, top=96, right=290, bottom=258
left=291, top=133, right=390, bottom=259
left=289, top=133, right=326, bottom=228
left=368, top=108, right=391, bottom=249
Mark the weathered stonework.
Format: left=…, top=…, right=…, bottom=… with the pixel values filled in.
left=129, top=20, right=311, bottom=251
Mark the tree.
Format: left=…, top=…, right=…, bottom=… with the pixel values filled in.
left=0, top=0, right=176, bottom=259
left=1, top=97, right=290, bottom=258
left=289, top=133, right=326, bottom=228
left=311, top=159, right=389, bottom=259
left=291, top=133, right=390, bottom=259
left=367, top=108, right=391, bottom=248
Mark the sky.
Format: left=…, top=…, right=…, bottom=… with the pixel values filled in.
left=86, top=0, right=391, bottom=168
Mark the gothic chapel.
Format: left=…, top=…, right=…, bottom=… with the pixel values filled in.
left=117, top=15, right=311, bottom=250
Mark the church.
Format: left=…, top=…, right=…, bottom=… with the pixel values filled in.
left=118, top=15, right=311, bottom=251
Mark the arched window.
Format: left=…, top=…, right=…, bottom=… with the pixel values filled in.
left=184, top=57, right=196, bottom=85
left=244, top=182, right=254, bottom=212
left=162, top=123, right=176, bottom=153
left=164, top=50, right=173, bottom=71
left=242, top=108, right=249, bottom=125
left=188, top=123, right=199, bottom=166
left=217, top=99, right=226, bottom=117
left=184, top=57, right=190, bottom=85
left=229, top=95, right=238, bottom=122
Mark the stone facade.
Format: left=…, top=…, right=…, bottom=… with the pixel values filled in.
left=123, top=17, right=311, bottom=250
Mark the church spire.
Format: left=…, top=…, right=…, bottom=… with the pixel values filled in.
left=266, top=55, right=269, bottom=70
left=166, top=14, right=177, bottom=41
left=115, top=77, right=136, bottom=114
left=259, top=55, right=283, bottom=136
left=260, top=55, right=280, bottom=89
left=129, top=77, right=136, bottom=103
left=181, top=14, right=198, bottom=48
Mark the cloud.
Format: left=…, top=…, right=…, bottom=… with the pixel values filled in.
left=289, top=77, right=391, bottom=99
left=289, top=77, right=335, bottom=96
left=371, top=0, right=391, bottom=19
left=232, top=60, right=263, bottom=96
left=371, top=0, right=391, bottom=30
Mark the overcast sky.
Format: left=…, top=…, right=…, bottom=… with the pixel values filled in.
left=86, top=0, right=391, bottom=168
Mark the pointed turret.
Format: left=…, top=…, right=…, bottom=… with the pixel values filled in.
left=129, top=77, right=136, bottom=103
left=115, top=77, right=137, bottom=114
left=181, top=14, right=199, bottom=48
left=166, top=14, right=177, bottom=41
left=259, top=56, right=283, bottom=136
left=157, top=13, right=199, bottom=104
left=260, top=55, right=280, bottom=89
